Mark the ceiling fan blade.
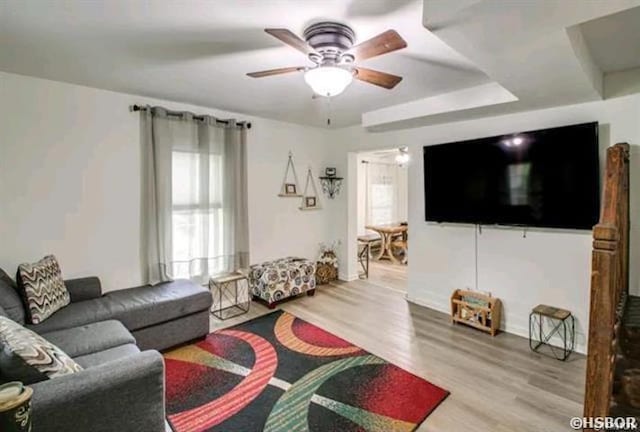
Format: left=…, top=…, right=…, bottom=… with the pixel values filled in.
left=354, top=67, right=403, bottom=89
left=264, top=28, right=317, bottom=56
left=347, top=29, right=407, bottom=61
left=247, top=67, right=306, bottom=78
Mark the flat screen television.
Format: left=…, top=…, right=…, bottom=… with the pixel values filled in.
left=423, top=122, right=599, bottom=230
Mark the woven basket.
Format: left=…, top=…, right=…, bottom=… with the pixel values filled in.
left=316, top=262, right=338, bottom=285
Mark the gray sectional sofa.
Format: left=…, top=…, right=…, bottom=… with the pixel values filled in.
left=0, top=269, right=212, bottom=432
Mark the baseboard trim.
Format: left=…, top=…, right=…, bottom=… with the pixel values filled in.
left=338, top=272, right=359, bottom=282
left=405, top=293, right=449, bottom=315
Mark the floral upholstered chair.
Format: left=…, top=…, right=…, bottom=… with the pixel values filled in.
left=248, top=257, right=316, bottom=308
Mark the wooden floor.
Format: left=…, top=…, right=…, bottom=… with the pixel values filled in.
left=211, top=276, right=585, bottom=432
left=367, top=259, right=407, bottom=292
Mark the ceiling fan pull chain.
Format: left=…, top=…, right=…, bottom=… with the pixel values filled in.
left=326, top=96, right=332, bottom=127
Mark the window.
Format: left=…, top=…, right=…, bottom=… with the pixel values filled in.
left=367, top=166, right=396, bottom=226
left=506, top=163, right=531, bottom=206
left=364, top=162, right=408, bottom=229
left=370, top=180, right=394, bottom=225
left=171, top=150, right=225, bottom=279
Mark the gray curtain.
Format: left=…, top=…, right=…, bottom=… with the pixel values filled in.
left=141, top=106, right=249, bottom=285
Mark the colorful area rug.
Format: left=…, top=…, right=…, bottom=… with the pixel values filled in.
left=164, top=310, right=449, bottom=432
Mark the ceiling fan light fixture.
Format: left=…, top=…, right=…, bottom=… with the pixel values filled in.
left=304, top=66, right=353, bottom=97
left=395, top=146, right=410, bottom=165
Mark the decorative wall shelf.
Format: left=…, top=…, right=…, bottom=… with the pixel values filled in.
left=279, top=151, right=302, bottom=197
left=300, top=167, right=321, bottom=211
left=319, top=167, right=343, bottom=199
left=319, top=176, right=343, bottom=199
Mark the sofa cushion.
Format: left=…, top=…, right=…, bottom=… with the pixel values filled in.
left=0, top=268, right=26, bottom=324
left=26, top=298, right=114, bottom=334
left=17, top=255, right=70, bottom=324
left=73, top=344, right=140, bottom=369
left=0, top=316, right=82, bottom=384
left=105, top=279, right=212, bottom=330
left=40, top=320, right=135, bottom=358
left=64, top=277, right=102, bottom=302
left=27, top=279, right=211, bottom=334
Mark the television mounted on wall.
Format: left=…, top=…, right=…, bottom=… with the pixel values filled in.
left=423, top=122, right=600, bottom=230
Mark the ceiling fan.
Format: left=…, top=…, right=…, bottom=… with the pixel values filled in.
left=247, top=22, right=407, bottom=97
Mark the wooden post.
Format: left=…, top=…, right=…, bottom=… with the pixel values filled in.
left=583, top=143, right=630, bottom=430
left=584, top=227, right=618, bottom=421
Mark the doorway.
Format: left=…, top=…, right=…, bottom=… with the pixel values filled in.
left=356, top=148, right=409, bottom=292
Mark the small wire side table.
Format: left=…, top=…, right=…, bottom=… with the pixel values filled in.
left=209, top=272, right=250, bottom=320
left=529, top=304, right=575, bottom=361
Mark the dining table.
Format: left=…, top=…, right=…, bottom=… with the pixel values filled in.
left=364, top=222, right=408, bottom=264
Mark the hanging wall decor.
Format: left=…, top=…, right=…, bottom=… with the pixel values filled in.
left=319, top=167, right=344, bottom=199
left=278, top=151, right=302, bottom=197
left=300, top=167, right=321, bottom=210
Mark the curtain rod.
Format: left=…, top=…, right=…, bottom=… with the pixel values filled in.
left=361, top=160, right=397, bottom=165
left=129, top=105, right=251, bottom=129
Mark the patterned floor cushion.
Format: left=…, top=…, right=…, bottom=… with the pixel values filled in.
left=249, top=257, right=316, bottom=307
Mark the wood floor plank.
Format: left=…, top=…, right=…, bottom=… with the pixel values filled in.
left=209, top=264, right=584, bottom=432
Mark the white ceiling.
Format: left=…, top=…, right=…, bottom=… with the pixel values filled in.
left=0, top=0, right=490, bottom=128
left=2, top=0, right=640, bottom=129
left=361, top=0, right=640, bottom=130
left=580, top=6, right=640, bottom=73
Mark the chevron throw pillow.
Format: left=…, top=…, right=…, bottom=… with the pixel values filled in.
left=0, top=316, right=82, bottom=384
left=17, top=255, right=70, bottom=324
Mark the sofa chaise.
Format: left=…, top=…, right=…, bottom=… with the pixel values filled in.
left=0, top=268, right=212, bottom=432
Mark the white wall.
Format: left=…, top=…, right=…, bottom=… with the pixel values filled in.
left=246, top=119, right=340, bottom=264
left=0, top=71, right=339, bottom=292
left=356, top=154, right=367, bottom=236
left=2, top=70, right=639, bottom=352
left=333, top=94, right=640, bottom=353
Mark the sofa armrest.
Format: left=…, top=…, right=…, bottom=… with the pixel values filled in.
left=64, top=277, right=102, bottom=302
left=31, top=350, right=165, bottom=432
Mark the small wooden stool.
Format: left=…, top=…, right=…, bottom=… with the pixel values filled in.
left=529, top=304, right=575, bottom=361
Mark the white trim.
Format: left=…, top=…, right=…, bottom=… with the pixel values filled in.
left=338, top=272, right=359, bottom=282
left=405, top=293, right=449, bottom=315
